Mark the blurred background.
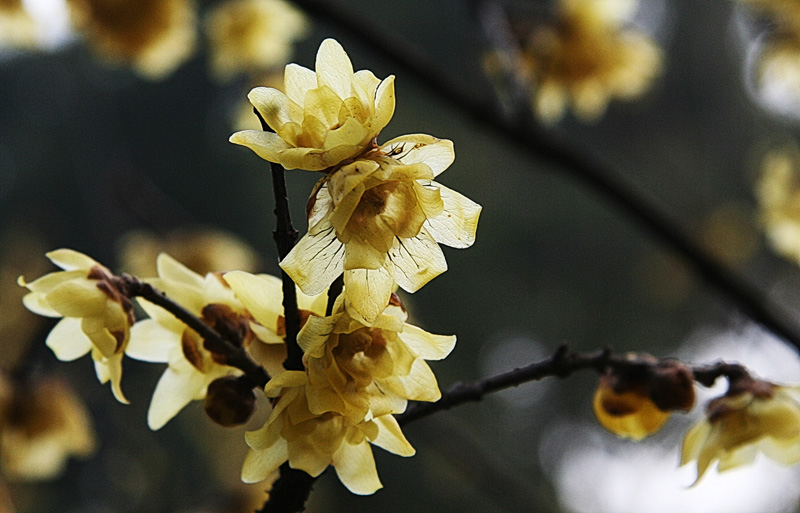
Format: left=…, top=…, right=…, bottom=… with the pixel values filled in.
left=3, top=0, right=800, bottom=511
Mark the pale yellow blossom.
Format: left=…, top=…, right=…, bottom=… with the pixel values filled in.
left=593, top=384, right=671, bottom=441
left=681, top=378, right=800, bottom=483
left=66, top=0, right=197, bottom=79
left=0, top=376, right=96, bottom=481
left=0, top=0, right=37, bottom=48
left=299, top=293, right=455, bottom=423
left=20, top=249, right=134, bottom=403
left=206, top=0, right=308, bottom=81
left=520, top=0, right=661, bottom=123
left=241, top=371, right=414, bottom=495
left=280, top=134, right=481, bottom=322
left=127, top=254, right=284, bottom=429
left=230, top=38, right=396, bottom=171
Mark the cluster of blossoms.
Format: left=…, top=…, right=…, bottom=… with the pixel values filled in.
left=484, top=0, right=661, bottom=124
left=19, top=38, right=480, bottom=495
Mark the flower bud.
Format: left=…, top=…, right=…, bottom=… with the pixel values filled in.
left=204, top=376, right=256, bottom=427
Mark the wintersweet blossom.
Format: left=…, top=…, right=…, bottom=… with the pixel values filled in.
left=126, top=254, right=285, bottom=429
left=281, top=134, right=481, bottom=322
left=229, top=38, right=395, bottom=171
left=0, top=376, right=96, bottom=480
left=593, top=382, right=671, bottom=440
left=681, top=378, right=800, bottom=483
left=520, top=0, right=661, bottom=123
left=66, top=0, right=196, bottom=79
left=241, top=371, right=414, bottom=495
left=756, top=149, right=800, bottom=264
left=205, top=0, right=308, bottom=81
left=299, top=293, right=456, bottom=423
left=19, top=249, right=135, bottom=403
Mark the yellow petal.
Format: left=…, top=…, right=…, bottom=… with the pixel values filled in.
left=316, top=38, right=354, bottom=99
left=21, top=291, right=61, bottom=317
left=284, top=63, right=317, bottom=105
left=241, top=439, right=288, bottom=483
left=280, top=224, right=344, bottom=296
left=343, top=267, right=395, bottom=324
left=126, top=319, right=177, bottom=362
left=224, top=271, right=284, bottom=329
left=381, top=134, right=454, bottom=177
left=398, top=324, right=456, bottom=360
left=371, top=415, right=415, bottom=457
left=229, top=129, right=292, bottom=164
left=331, top=438, right=382, bottom=495
left=425, top=183, right=482, bottom=249
left=386, top=228, right=447, bottom=293
left=248, top=86, right=292, bottom=129
left=45, top=279, right=108, bottom=317
left=148, top=360, right=221, bottom=430
left=46, top=248, right=97, bottom=271
left=46, top=317, right=93, bottom=361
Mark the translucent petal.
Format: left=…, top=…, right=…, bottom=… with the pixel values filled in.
left=45, top=280, right=107, bottom=317
left=126, top=319, right=177, bottom=362
left=343, top=267, right=395, bottom=324
left=297, top=314, right=337, bottom=356
left=248, top=87, right=292, bottom=129
left=398, top=359, right=441, bottom=402
left=398, top=324, right=455, bottom=360
left=371, top=76, right=396, bottom=135
left=681, top=419, right=711, bottom=465
left=241, top=439, right=288, bottom=483
left=371, top=415, right=415, bottom=456
left=343, top=238, right=387, bottom=271
left=381, top=134, right=454, bottom=177
left=387, top=229, right=448, bottom=293
left=424, top=183, right=481, bottom=248
left=284, top=63, right=317, bottom=105
left=280, top=224, right=345, bottom=296
left=264, top=371, right=307, bottom=397
left=332, top=439, right=382, bottom=495
left=316, top=38, right=353, bottom=99
left=156, top=253, right=204, bottom=288
left=22, top=269, right=84, bottom=294
left=229, top=130, right=291, bottom=163
left=81, top=316, right=121, bottom=358
left=46, top=317, right=93, bottom=361
left=46, top=249, right=97, bottom=271
left=324, top=116, right=369, bottom=150
left=224, top=271, right=283, bottom=330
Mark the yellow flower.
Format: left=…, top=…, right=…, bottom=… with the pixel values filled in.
left=298, top=293, right=455, bottom=423
left=756, top=149, right=800, bottom=264
left=280, top=134, right=481, bottom=322
left=0, top=0, right=37, bottom=49
left=521, top=0, right=661, bottom=123
left=66, top=0, right=197, bottom=79
left=241, top=371, right=414, bottom=495
left=127, top=254, right=288, bottom=429
left=593, top=358, right=695, bottom=440
left=738, top=0, right=800, bottom=34
left=0, top=375, right=96, bottom=481
left=229, top=38, right=396, bottom=171
left=681, top=378, right=800, bottom=483
left=205, top=0, right=308, bottom=81
left=20, top=249, right=134, bottom=403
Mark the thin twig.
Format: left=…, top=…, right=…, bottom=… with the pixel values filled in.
left=287, top=0, right=800, bottom=353
left=120, top=276, right=269, bottom=388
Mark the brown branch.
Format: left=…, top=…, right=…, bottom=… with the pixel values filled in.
left=397, top=345, right=745, bottom=425
left=119, top=276, right=269, bottom=388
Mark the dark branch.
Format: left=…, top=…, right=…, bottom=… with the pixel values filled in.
left=119, top=276, right=269, bottom=388
left=255, top=465, right=317, bottom=513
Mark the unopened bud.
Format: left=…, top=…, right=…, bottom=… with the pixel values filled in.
left=204, top=376, right=256, bottom=427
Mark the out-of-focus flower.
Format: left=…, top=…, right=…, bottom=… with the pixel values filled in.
left=230, top=38, right=396, bottom=171
left=0, top=0, right=37, bottom=48
left=205, top=0, right=308, bottom=82
left=19, top=249, right=135, bottom=403
left=66, top=0, right=196, bottom=79
left=240, top=371, right=414, bottom=495
left=738, top=0, right=800, bottom=34
left=756, top=149, right=800, bottom=263
left=281, top=134, right=481, bottom=322
left=116, top=228, right=261, bottom=277
left=755, top=35, right=800, bottom=117
left=593, top=357, right=695, bottom=440
left=126, top=254, right=282, bottom=429
left=0, top=375, right=96, bottom=481
left=232, top=73, right=285, bottom=131
left=681, top=377, right=800, bottom=483
left=514, top=0, right=661, bottom=123
left=299, top=293, right=455, bottom=423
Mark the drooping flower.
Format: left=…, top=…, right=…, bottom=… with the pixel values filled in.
left=280, top=134, right=481, bottom=322
left=205, top=0, right=308, bottom=81
left=681, top=377, right=800, bottom=483
left=19, top=249, right=135, bottom=403
left=593, top=357, right=695, bottom=440
left=299, top=292, right=456, bottom=423
left=241, top=371, right=414, bottom=495
left=516, top=0, right=661, bottom=123
left=126, top=254, right=289, bottom=429
left=229, top=38, right=396, bottom=171
left=66, top=0, right=197, bottom=79
left=0, top=375, right=96, bottom=481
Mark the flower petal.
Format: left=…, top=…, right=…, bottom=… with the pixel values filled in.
left=424, top=183, right=481, bottom=248
left=224, top=271, right=284, bottom=330
left=126, top=319, right=177, bottom=362
left=280, top=223, right=345, bottom=296
left=315, top=38, right=353, bottom=100
left=381, top=134, right=454, bottom=177
left=398, top=324, right=456, bottom=360
left=343, top=267, right=395, bottom=324
left=46, top=317, right=93, bottom=361
left=371, top=415, right=415, bottom=457
left=387, top=229, right=447, bottom=293
left=331, top=438, right=382, bottom=495
left=241, top=439, right=288, bottom=483
left=46, top=249, right=97, bottom=271
left=229, top=130, right=291, bottom=163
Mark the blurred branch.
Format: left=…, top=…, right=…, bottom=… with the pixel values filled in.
left=287, top=0, right=800, bottom=353
left=119, top=275, right=270, bottom=388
